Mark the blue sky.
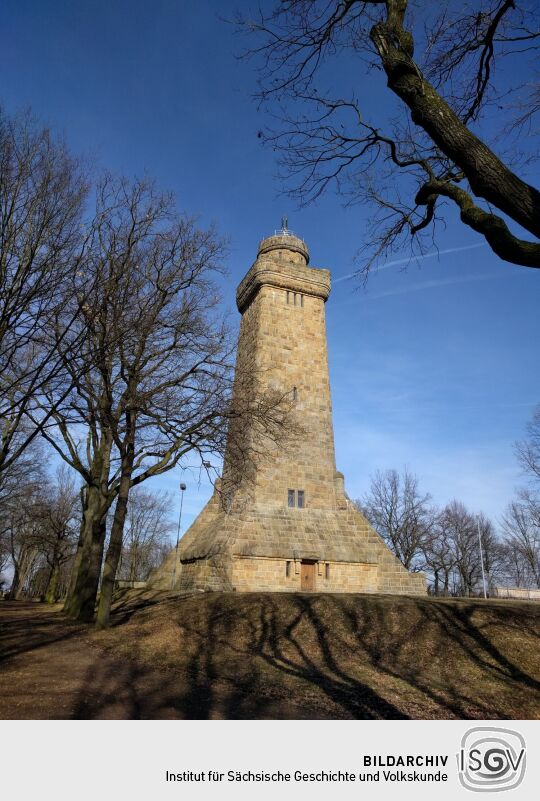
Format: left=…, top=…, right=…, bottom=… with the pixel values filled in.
left=2, top=0, right=539, bottom=536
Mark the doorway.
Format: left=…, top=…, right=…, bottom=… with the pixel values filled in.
left=300, top=561, right=316, bottom=592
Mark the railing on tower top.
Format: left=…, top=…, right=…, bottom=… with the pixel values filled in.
left=258, top=219, right=307, bottom=250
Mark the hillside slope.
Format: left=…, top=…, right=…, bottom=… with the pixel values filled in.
left=1, top=593, right=539, bottom=719
left=87, top=592, right=540, bottom=719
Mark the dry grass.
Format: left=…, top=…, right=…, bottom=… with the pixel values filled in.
left=1, top=592, right=539, bottom=719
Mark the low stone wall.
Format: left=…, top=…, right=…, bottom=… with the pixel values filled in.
left=114, top=580, right=147, bottom=589
left=492, top=586, right=540, bottom=600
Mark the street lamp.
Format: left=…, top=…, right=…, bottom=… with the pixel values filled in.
left=171, top=482, right=187, bottom=591
left=181, top=461, right=212, bottom=471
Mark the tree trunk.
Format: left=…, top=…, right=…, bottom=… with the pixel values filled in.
left=63, top=485, right=108, bottom=621
left=63, top=435, right=114, bottom=622
left=95, top=446, right=135, bottom=629
left=64, top=523, right=84, bottom=610
left=9, top=547, right=37, bottom=600
left=44, top=562, right=61, bottom=603
left=7, top=564, right=21, bottom=601
left=65, top=514, right=106, bottom=621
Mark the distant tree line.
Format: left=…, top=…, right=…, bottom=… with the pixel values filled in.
left=0, top=457, right=173, bottom=601
left=356, top=406, right=540, bottom=595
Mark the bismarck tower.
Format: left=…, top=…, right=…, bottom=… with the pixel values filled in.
left=150, top=224, right=425, bottom=594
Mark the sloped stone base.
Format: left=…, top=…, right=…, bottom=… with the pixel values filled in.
left=149, top=493, right=426, bottom=595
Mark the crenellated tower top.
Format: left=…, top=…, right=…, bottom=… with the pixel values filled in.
left=236, top=221, right=329, bottom=313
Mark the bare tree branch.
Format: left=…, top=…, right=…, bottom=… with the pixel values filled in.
left=239, top=0, right=540, bottom=270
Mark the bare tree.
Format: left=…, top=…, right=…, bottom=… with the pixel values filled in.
left=435, top=500, right=500, bottom=596
left=36, top=174, right=294, bottom=626
left=441, top=501, right=477, bottom=595
left=0, top=522, right=9, bottom=591
left=502, top=490, right=540, bottom=587
left=498, top=539, right=536, bottom=588
left=421, top=522, right=455, bottom=595
left=240, top=1, right=540, bottom=270
left=424, top=506, right=502, bottom=595
left=34, top=174, right=231, bottom=624
left=117, top=489, right=173, bottom=583
left=516, top=403, right=540, bottom=482
left=0, top=437, right=46, bottom=598
left=501, top=404, right=540, bottom=588
left=6, top=484, right=45, bottom=600
left=358, top=467, right=434, bottom=570
left=36, top=466, right=80, bottom=603
left=476, top=513, right=506, bottom=590
left=0, top=109, right=88, bottom=484
left=0, top=461, right=80, bottom=602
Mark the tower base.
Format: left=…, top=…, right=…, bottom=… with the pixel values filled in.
left=148, top=490, right=426, bottom=596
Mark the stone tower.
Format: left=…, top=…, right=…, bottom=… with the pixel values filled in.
left=150, top=227, right=425, bottom=595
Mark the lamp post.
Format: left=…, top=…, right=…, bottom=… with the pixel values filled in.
left=476, top=515, right=488, bottom=599
left=171, top=482, right=187, bottom=591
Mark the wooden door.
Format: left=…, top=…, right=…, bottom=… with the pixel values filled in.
left=300, top=561, right=316, bottom=592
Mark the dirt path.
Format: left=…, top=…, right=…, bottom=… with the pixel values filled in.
left=0, top=603, right=122, bottom=719
left=0, top=600, right=303, bottom=719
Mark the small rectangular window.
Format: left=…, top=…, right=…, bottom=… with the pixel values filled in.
left=300, top=294, right=304, bottom=307
left=286, top=560, right=291, bottom=578
left=288, top=489, right=295, bottom=508
left=325, top=563, right=330, bottom=580
left=297, top=490, right=305, bottom=508
left=294, top=293, right=297, bottom=306
left=286, top=291, right=290, bottom=304
left=292, top=386, right=297, bottom=401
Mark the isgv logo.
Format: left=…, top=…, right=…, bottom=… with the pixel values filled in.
left=457, top=727, right=526, bottom=792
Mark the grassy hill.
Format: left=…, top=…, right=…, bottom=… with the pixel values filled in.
left=1, top=592, right=539, bottom=719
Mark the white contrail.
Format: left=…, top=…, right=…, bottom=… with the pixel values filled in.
left=333, top=242, right=488, bottom=283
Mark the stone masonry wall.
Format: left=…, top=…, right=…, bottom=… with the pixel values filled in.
left=223, top=240, right=338, bottom=513
left=232, top=556, right=380, bottom=593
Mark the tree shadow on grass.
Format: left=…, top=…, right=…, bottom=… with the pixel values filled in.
left=4, top=594, right=540, bottom=720
left=333, top=595, right=540, bottom=719
left=71, top=593, right=410, bottom=719
left=0, top=601, right=85, bottom=662
left=108, top=590, right=193, bottom=627
left=70, top=599, right=270, bottom=719
left=247, top=595, right=409, bottom=718
left=0, top=592, right=183, bottom=662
